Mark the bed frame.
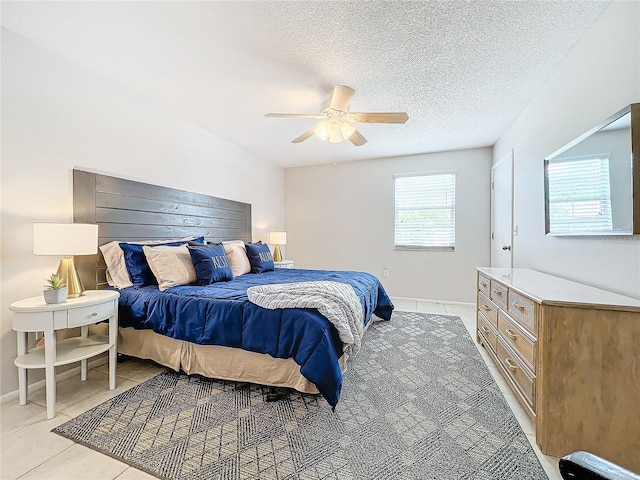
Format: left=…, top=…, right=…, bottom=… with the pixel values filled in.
left=72, top=169, right=324, bottom=394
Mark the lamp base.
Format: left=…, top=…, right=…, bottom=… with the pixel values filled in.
left=56, top=256, right=85, bottom=298
left=273, top=245, right=283, bottom=262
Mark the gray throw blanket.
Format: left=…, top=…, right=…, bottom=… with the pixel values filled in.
left=247, top=281, right=364, bottom=356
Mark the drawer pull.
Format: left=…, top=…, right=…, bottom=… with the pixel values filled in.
left=482, top=304, right=492, bottom=311
left=505, top=328, right=518, bottom=340
left=492, top=289, right=503, bottom=297
left=480, top=281, right=487, bottom=288
left=480, top=326, right=490, bottom=334
left=513, top=301, right=526, bottom=310
left=505, top=358, right=518, bottom=372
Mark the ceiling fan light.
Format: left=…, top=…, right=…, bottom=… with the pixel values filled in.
left=314, top=119, right=355, bottom=143
left=314, top=120, right=342, bottom=143
left=329, top=122, right=343, bottom=143
left=313, top=122, right=330, bottom=141
left=340, top=121, right=356, bottom=140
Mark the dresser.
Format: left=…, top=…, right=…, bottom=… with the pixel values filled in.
left=476, top=267, right=640, bottom=473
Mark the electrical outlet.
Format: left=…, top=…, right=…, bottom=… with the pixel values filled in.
left=383, top=269, right=389, bottom=278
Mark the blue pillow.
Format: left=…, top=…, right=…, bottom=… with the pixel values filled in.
left=244, top=242, right=274, bottom=273
left=120, top=237, right=204, bottom=286
left=187, top=243, right=233, bottom=284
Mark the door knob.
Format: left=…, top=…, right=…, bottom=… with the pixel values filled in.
left=502, top=245, right=512, bottom=251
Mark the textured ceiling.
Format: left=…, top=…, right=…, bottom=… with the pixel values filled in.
left=2, top=1, right=610, bottom=168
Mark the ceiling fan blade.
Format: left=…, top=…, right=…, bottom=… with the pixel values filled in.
left=349, top=130, right=367, bottom=146
left=265, top=113, right=322, bottom=119
left=291, top=127, right=317, bottom=143
left=329, top=85, right=355, bottom=112
left=353, top=112, right=409, bottom=124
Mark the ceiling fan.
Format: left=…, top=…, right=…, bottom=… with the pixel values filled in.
left=265, top=85, right=408, bottom=146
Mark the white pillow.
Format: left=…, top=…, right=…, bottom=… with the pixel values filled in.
left=142, top=244, right=197, bottom=291
left=100, top=236, right=198, bottom=289
left=223, top=240, right=251, bottom=277
left=101, top=241, right=134, bottom=289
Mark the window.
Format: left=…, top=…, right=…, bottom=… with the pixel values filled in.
left=546, top=155, right=613, bottom=234
left=394, top=172, right=456, bottom=250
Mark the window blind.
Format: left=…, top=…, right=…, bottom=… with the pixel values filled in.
left=547, top=155, right=613, bottom=233
left=394, top=172, right=456, bottom=250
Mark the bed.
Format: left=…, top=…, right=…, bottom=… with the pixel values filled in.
left=73, top=170, right=393, bottom=407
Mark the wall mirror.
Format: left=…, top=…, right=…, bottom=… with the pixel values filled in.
left=544, top=103, right=639, bottom=236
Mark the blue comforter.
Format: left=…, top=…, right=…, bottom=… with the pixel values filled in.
left=117, top=269, right=393, bottom=407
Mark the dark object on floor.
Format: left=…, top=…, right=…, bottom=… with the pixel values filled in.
left=265, top=387, right=289, bottom=402
left=117, top=353, right=129, bottom=363
left=559, top=451, right=640, bottom=480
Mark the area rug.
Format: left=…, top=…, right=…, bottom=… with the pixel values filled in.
left=53, top=311, right=548, bottom=479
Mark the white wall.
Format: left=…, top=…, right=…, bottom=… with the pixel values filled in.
left=285, top=148, right=492, bottom=302
left=0, top=29, right=285, bottom=395
left=494, top=0, right=640, bottom=298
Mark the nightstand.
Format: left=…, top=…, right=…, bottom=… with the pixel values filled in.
left=10, top=290, right=120, bottom=419
left=274, top=260, right=294, bottom=269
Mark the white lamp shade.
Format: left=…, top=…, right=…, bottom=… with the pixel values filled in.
left=33, top=223, right=98, bottom=255
left=268, top=231, right=287, bottom=245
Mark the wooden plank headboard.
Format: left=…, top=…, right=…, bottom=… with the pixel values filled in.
left=73, top=169, right=252, bottom=289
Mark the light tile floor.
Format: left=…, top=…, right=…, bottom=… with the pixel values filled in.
left=0, top=299, right=562, bottom=480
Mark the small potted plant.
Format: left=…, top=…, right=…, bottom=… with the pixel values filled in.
left=43, top=273, right=68, bottom=304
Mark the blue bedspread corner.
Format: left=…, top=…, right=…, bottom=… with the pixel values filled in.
left=374, top=282, right=394, bottom=321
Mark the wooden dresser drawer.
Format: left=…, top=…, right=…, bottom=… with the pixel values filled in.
left=478, top=273, right=491, bottom=296
left=477, top=312, right=497, bottom=353
left=477, top=291, right=498, bottom=327
left=497, top=338, right=535, bottom=408
left=507, top=290, right=536, bottom=334
left=498, top=311, right=535, bottom=370
left=490, top=280, right=508, bottom=310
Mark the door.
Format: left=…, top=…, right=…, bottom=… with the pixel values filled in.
left=491, top=150, right=514, bottom=268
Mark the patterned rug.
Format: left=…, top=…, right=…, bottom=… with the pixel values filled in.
left=53, top=311, right=548, bottom=479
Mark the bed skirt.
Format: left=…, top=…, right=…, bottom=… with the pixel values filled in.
left=117, top=327, right=348, bottom=395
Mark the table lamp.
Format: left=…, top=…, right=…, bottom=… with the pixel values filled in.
left=33, top=223, right=99, bottom=297
left=268, top=231, right=287, bottom=262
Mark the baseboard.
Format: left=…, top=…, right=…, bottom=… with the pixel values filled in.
left=0, top=355, right=109, bottom=405
left=390, top=296, right=475, bottom=307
